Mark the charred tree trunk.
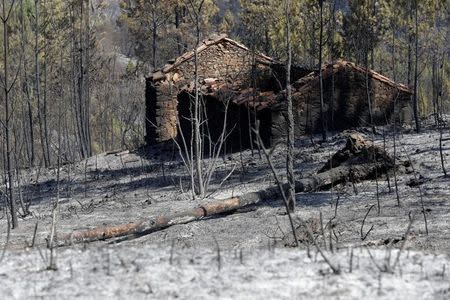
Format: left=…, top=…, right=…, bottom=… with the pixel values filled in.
left=329, top=0, right=336, bottom=130
left=412, top=0, right=420, bottom=133
left=20, top=0, right=35, bottom=166
left=85, top=0, right=92, bottom=157
left=318, top=0, right=327, bottom=141
left=285, top=0, right=295, bottom=212
left=35, top=0, right=50, bottom=167
left=193, top=11, right=204, bottom=197
left=70, top=4, right=85, bottom=159
left=2, top=0, right=19, bottom=228
left=43, top=40, right=51, bottom=165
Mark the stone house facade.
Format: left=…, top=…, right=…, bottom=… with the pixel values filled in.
left=145, top=34, right=280, bottom=148
left=146, top=36, right=413, bottom=150
left=280, top=60, right=412, bottom=138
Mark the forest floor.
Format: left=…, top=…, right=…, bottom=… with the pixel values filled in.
left=0, top=125, right=450, bottom=299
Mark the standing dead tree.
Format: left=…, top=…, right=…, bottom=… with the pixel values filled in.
left=69, top=0, right=92, bottom=160
left=318, top=0, right=327, bottom=141
left=173, top=87, right=234, bottom=200
left=0, top=188, right=10, bottom=263
left=19, top=0, right=35, bottom=167
left=34, top=0, right=50, bottom=167
left=284, top=0, right=295, bottom=212
left=412, top=0, right=420, bottom=133
left=1, top=0, right=19, bottom=229
left=436, top=52, right=447, bottom=177
left=184, top=0, right=206, bottom=198
left=254, top=125, right=298, bottom=246
left=47, top=51, right=66, bottom=271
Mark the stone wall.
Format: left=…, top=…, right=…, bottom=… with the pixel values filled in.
left=146, top=40, right=272, bottom=145
left=270, top=68, right=412, bottom=140
left=146, top=43, right=412, bottom=147
left=174, top=42, right=256, bottom=85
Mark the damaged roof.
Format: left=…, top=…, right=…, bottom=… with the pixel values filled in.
left=294, top=60, right=412, bottom=94
left=148, top=37, right=411, bottom=111
left=149, top=34, right=275, bottom=82
left=192, top=78, right=278, bottom=112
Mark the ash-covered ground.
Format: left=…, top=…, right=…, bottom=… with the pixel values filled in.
left=0, top=126, right=449, bottom=299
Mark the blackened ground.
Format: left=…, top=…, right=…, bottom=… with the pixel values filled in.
left=0, top=124, right=449, bottom=299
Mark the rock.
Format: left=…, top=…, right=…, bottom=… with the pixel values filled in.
left=204, top=78, right=217, bottom=86
left=151, top=71, right=166, bottom=81
left=406, top=174, right=431, bottom=187
left=347, top=133, right=372, bottom=153
left=318, top=133, right=394, bottom=173
left=172, top=72, right=180, bottom=82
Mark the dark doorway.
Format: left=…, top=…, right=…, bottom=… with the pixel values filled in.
left=176, top=91, right=271, bottom=155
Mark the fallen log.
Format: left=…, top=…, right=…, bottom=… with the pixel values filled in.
left=55, top=134, right=396, bottom=246
left=105, top=149, right=124, bottom=156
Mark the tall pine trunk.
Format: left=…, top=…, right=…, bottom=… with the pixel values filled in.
left=412, top=0, right=420, bottom=133
left=193, top=13, right=204, bottom=198
left=20, top=0, right=35, bottom=166
left=3, top=0, right=19, bottom=228
left=285, top=0, right=295, bottom=212
left=318, top=0, right=327, bottom=141
left=85, top=0, right=92, bottom=157
left=35, top=0, right=50, bottom=167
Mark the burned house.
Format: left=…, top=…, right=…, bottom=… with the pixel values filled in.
left=145, top=34, right=309, bottom=151
left=284, top=60, right=413, bottom=138
left=145, top=36, right=412, bottom=151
